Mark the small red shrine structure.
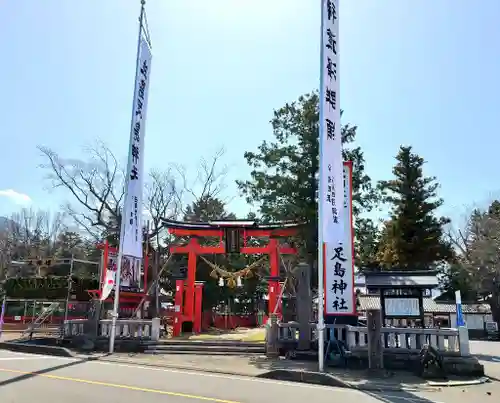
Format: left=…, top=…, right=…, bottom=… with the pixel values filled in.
left=87, top=240, right=150, bottom=315
left=162, top=219, right=301, bottom=337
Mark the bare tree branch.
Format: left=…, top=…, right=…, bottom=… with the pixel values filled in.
left=452, top=203, right=500, bottom=324
left=38, top=141, right=125, bottom=238
left=145, top=168, right=182, bottom=241
left=0, top=208, right=69, bottom=277
left=174, top=147, right=229, bottom=213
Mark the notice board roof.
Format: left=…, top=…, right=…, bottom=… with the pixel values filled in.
left=363, top=270, right=439, bottom=289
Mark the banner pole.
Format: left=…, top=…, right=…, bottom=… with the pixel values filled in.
left=0, top=296, right=6, bottom=340
left=109, top=0, right=146, bottom=354
left=317, top=0, right=326, bottom=373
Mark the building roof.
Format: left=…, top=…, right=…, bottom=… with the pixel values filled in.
left=363, top=271, right=439, bottom=290
left=358, top=295, right=491, bottom=314
left=161, top=218, right=304, bottom=231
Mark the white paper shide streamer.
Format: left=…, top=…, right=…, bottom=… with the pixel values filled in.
left=121, top=34, right=152, bottom=259
left=320, top=0, right=343, bottom=244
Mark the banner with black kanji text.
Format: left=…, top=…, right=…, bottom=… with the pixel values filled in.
left=121, top=33, right=152, bottom=259
left=319, top=0, right=344, bottom=244
left=324, top=162, right=355, bottom=315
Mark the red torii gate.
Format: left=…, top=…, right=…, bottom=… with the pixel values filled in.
left=162, top=219, right=301, bottom=336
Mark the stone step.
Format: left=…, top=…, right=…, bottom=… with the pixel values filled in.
left=144, top=349, right=264, bottom=356
left=146, top=344, right=265, bottom=353
left=144, top=340, right=265, bottom=348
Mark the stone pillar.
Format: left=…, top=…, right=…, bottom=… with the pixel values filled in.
left=458, top=326, right=470, bottom=356
left=266, top=314, right=279, bottom=358
left=85, top=300, right=101, bottom=339
left=367, top=308, right=383, bottom=370
left=151, top=317, right=161, bottom=341
left=296, top=262, right=312, bottom=350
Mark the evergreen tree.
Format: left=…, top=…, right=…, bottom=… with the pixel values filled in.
left=438, top=262, right=477, bottom=301
left=377, top=146, right=452, bottom=270
left=236, top=92, right=380, bottom=269
left=183, top=195, right=235, bottom=222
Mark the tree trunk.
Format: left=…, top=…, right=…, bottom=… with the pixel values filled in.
left=490, top=292, right=500, bottom=325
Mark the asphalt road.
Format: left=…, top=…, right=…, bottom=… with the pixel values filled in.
left=0, top=340, right=497, bottom=403
left=0, top=350, right=496, bottom=403
left=470, top=340, right=500, bottom=381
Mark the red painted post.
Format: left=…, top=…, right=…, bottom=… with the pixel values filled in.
left=173, top=279, right=184, bottom=337
left=184, top=238, right=198, bottom=322
left=268, top=238, right=280, bottom=318
left=100, top=240, right=109, bottom=288
left=194, top=282, right=204, bottom=334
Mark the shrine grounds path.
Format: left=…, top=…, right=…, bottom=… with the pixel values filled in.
left=0, top=350, right=497, bottom=403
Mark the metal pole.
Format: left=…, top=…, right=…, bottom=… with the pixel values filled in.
left=155, top=223, right=160, bottom=317
left=63, top=255, right=74, bottom=324
left=109, top=0, right=146, bottom=354
left=155, top=275, right=160, bottom=316
left=317, top=0, right=326, bottom=372
left=0, top=296, right=6, bottom=339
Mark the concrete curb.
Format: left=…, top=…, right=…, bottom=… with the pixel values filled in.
left=257, top=370, right=350, bottom=388
left=0, top=341, right=74, bottom=358
left=427, top=376, right=491, bottom=387
left=93, top=356, right=436, bottom=392
left=97, top=357, right=352, bottom=390
left=340, top=382, right=436, bottom=392
left=260, top=370, right=442, bottom=392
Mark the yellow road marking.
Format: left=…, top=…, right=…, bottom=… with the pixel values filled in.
left=0, top=368, right=240, bottom=403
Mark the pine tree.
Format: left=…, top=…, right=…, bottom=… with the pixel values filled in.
left=183, top=195, right=235, bottom=222
left=377, top=146, right=451, bottom=270
left=236, top=92, right=380, bottom=268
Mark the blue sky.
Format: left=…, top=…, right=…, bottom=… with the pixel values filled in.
left=1, top=0, right=499, bottom=229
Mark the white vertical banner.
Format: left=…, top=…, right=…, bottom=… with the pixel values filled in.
left=319, top=0, right=343, bottom=244
left=121, top=34, right=152, bottom=259
left=325, top=162, right=355, bottom=315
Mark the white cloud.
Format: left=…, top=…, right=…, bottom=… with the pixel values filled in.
left=0, top=189, right=32, bottom=205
